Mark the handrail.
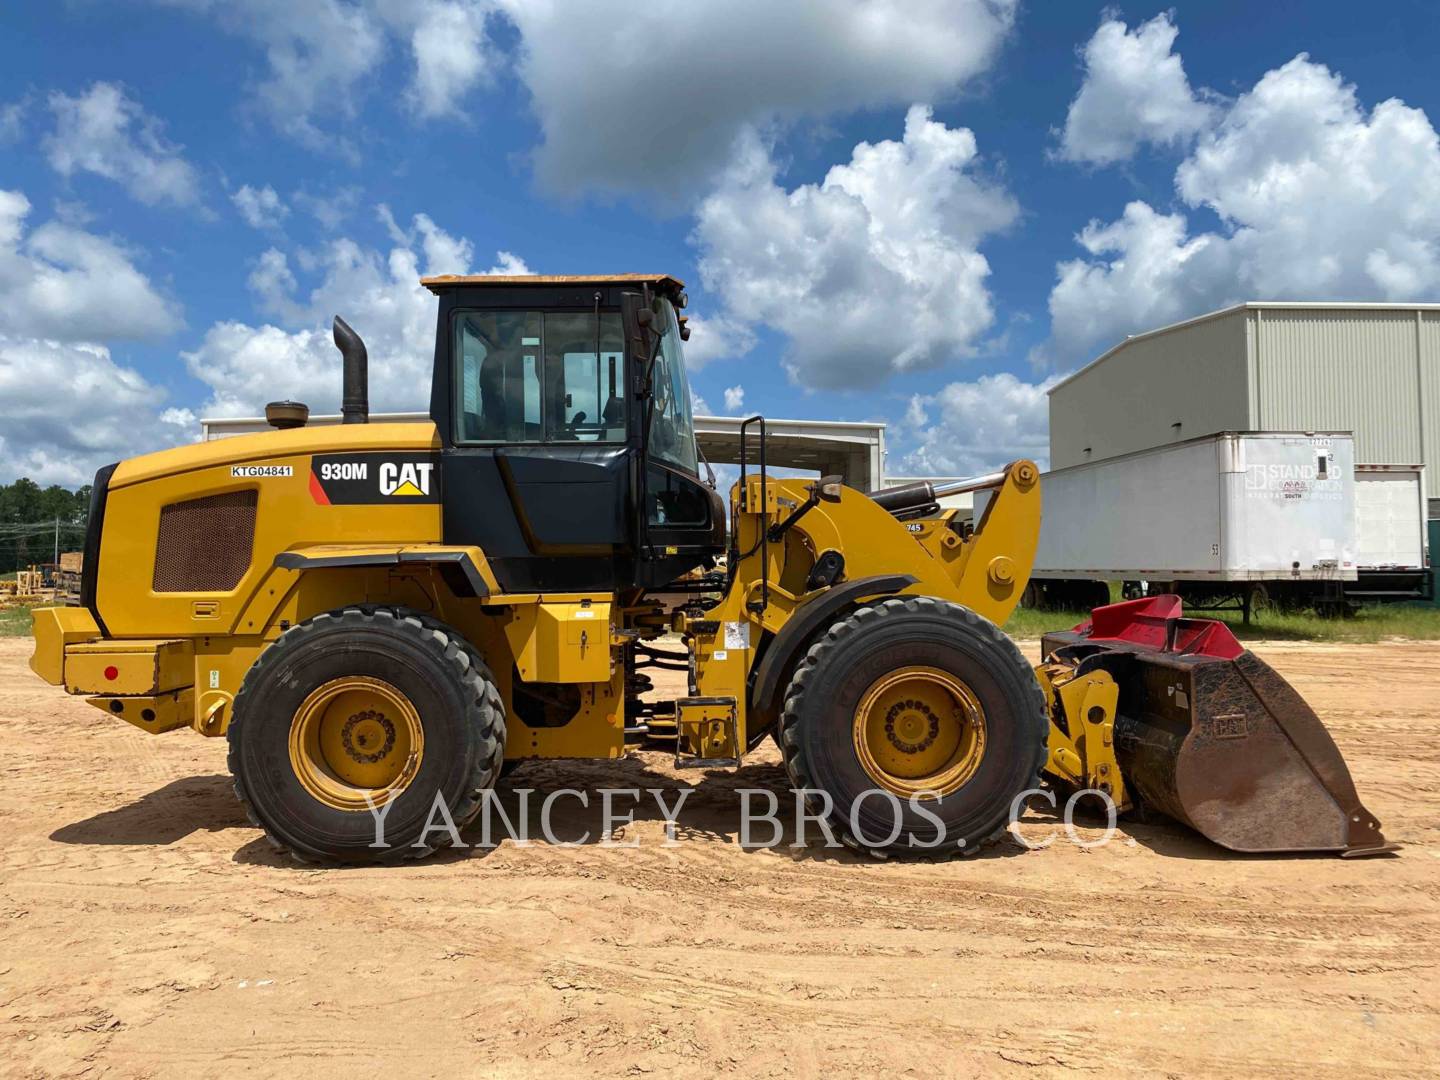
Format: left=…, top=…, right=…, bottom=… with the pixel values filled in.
left=738, top=415, right=769, bottom=614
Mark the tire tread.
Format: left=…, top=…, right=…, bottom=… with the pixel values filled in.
left=226, top=605, right=505, bottom=864
left=778, top=595, right=1048, bottom=860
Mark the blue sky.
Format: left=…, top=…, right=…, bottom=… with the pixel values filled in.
left=3, top=0, right=1439, bottom=486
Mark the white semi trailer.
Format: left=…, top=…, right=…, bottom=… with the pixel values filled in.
left=992, top=432, right=1360, bottom=619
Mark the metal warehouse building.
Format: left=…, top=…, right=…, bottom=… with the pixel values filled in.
left=1048, top=302, right=1440, bottom=518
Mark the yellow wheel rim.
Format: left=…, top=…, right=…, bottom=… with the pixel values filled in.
left=853, top=665, right=986, bottom=799
left=288, top=676, right=424, bottom=811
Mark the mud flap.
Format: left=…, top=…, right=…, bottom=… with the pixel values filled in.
left=1042, top=596, right=1396, bottom=856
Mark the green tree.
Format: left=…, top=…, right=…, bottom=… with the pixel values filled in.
left=0, top=477, right=91, bottom=573
left=0, top=478, right=43, bottom=523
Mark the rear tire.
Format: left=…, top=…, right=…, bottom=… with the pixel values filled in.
left=779, top=596, right=1047, bottom=857
left=227, top=606, right=505, bottom=864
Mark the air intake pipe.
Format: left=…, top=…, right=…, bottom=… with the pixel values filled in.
left=334, top=315, right=368, bottom=425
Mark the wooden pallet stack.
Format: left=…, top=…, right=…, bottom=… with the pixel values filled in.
left=57, top=552, right=83, bottom=604
left=1, top=565, right=61, bottom=609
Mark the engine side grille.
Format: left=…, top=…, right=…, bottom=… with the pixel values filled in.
left=152, top=490, right=258, bottom=593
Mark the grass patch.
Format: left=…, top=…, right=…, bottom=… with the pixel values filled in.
left=1004, top=599, right=1440, bottom=643
left=0, top=605, right=34, bottom=637
left=1004, top=605, right=1093, bottom=641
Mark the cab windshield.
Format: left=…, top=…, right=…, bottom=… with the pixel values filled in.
left=647, top=299, right=698, bottom=474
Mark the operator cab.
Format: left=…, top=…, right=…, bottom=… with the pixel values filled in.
left=423, top=274, right=725, bottom=593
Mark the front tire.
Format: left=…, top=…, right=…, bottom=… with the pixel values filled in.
left=227, top=607, right=505, bottom=864
left=779, top=596, right=1047, bottom=857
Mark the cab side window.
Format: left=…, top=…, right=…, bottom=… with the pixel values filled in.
left=544, top=312, right=626, bottom=442
left=456, top=311, right=624, bottom=443
left=647, top=464, right=710, bottom=527
left=457, top=312, right=542, bottom=442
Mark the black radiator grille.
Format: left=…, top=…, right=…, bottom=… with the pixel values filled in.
left=152, top=490, right=258, bottom=592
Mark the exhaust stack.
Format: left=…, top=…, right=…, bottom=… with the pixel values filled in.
left=334, top=315, right=368, bottom=425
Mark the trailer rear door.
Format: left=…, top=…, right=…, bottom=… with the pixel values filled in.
left=1354, top=466, right=1425, bottom=570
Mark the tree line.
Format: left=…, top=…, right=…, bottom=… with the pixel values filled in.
left=0, top=478, right=92, bottom=575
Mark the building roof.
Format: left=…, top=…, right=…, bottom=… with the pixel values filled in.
left=421, top=273, right=685, bottom=294
left=1049, top=300, right=1440, bottom=395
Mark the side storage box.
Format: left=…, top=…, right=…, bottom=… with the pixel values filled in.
left=504, top=601, right=612, bottom=683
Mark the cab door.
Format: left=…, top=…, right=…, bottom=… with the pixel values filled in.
left=624, top=292, right=726, bottom=586
left=442, top=306, right=637, bottom=592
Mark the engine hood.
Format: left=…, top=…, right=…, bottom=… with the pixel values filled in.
left=110, top=422, right=442, bottom=489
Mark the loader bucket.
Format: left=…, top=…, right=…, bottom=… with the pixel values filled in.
left=1041, top=596, right=1396, bottom=856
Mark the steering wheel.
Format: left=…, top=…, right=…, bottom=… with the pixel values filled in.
left=555, top=410, right=587, bottom=440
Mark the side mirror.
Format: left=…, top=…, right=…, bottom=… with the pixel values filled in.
left=637, top=305, right=669, bottom=336
left=621, top=291, right=653, bottom=377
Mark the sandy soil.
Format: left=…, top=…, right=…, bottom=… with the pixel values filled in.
left=0, top=634, right=1436, bottom=1078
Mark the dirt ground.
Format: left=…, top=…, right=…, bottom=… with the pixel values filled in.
left=1, top=635, right=1436, bottom=1079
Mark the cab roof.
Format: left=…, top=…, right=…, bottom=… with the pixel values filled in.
left=421, top=273, right=684, bottom=295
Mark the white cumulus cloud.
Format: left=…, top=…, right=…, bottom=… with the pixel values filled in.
left=0, top=99, right=25, bottom=143
left=380, top=0, right=503, bottom=118
left=0, top=336, right=195, bottom=486
left=293, top=186, right=362, bottom=230
left=45, top=82, right=202, bottom=207
left=156, top=1, right=1012, bottom=192
left=155, top=0, right=503, bottom=151
left=1059, top=13, right=1216, bottom=165
left=185, top=209, right=527, bottom=417
left=231, top=184, right=289, bottom=229
left=0, top=188, right=181, bottom=342
left=154, top=0, right=386, bottom=154
left=693, top=105, right=1017, bottom=389
left=0, top=188, right=192, bottom=484
left=1047, top=200, right=1227, bottom=359
left=1048, top=43, right=1440, bottom=361
left=500, top=0, right=1016, bottom=197
left=722, top=385, right=744, bottom=413
left=901, top=371, right=1057, bottom=477
left=678, top=312, right=756, bottom=371
left=1174, top=56, right=1440, bottom=298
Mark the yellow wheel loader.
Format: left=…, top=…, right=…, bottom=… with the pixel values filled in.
left=29, top=274, right=1394, bottom=862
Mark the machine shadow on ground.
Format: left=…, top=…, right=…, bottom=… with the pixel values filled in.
left=50, top=774, right=252, bottom=846
left=44, top=754, right=1357, bottom=868
left=46, top=757, right=1033, bottom=868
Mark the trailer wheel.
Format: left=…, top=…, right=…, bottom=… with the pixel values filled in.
left=779, top=596, right=1047, bottom=857
left=227, top=606, right=505, bottom=864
